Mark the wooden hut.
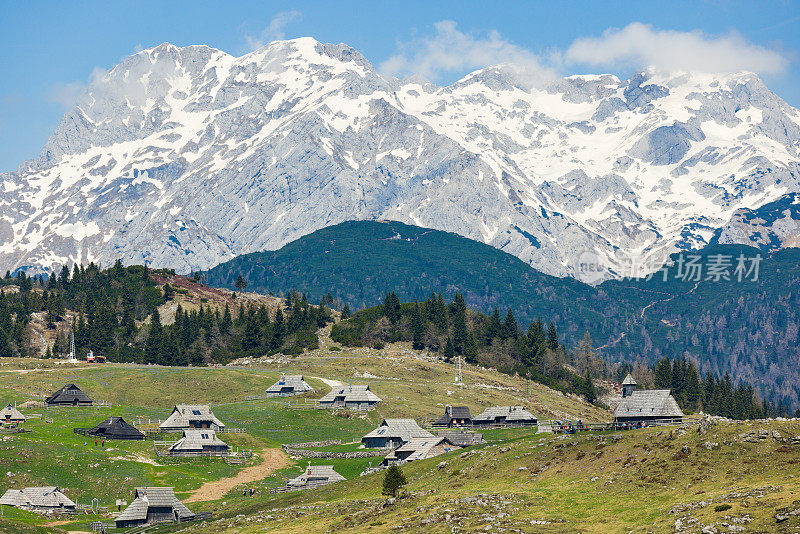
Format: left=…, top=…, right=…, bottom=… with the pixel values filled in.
left=266, top=374, right=313, bottom=397
left=286, top=465, right=345, bottom=489
left=439, top=430, right=485, bottom=447
left=168, top=429, right=229, bottom=456
left=45, top=384, right=92, bottom=406
left=361, top=419, right=433, bottom=449
left=432, top=405, right=473, bottom=428
left=381, top=436, right=462, bottom=466
left=0, top=487, right=75, bottom=513
left=1, top=404, right=26, bottom=425
left=86, top=417, right=144, bottom=440
left=114, top=487, right=194, bottom=528
left=159, top=404, right=225, bottom=432
left=318, top=384, right=381, bottom=410
left=613, top=389, right=684, bottom=426
left=473, top=406, right=538, bottom=427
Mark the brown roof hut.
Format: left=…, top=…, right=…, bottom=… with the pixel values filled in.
left=45, top=384, right=92, bottom=406
left=432, top=405, right=473, bottom=428
left=86, top=416, right=144, bottom=440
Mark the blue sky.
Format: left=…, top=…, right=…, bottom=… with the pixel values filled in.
left=1, top=0, right=799, bottom=172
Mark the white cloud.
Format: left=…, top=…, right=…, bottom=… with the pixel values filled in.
left=47, top=81, right=86, bottom=110
left=246, top=10, right=302, bottom=51
left=379, top=20, right=557, bottom=88
left=565, top=22, right=789, bottom=75
left=47, top=67, right=107, bottom=111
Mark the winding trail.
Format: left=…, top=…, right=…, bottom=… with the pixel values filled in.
left=185, top=448, right=291, bottom=503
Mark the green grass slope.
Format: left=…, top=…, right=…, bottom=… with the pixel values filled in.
left=202, top=221, right=800, bottom=409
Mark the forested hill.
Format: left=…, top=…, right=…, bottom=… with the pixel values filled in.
left=203, top=221, right=800, bottom=409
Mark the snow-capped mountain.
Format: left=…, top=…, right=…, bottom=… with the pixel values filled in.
left=1, top=38, right=799, bottom=281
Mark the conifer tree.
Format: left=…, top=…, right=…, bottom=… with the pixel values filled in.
left=464, top=332, right=479, bottom=364
left=221, top=304, right=232, bottom=334
left=443, top=337, right=455, bottom=363
left=341, top=303, right=351, bottom=320
left=382, top=465, right=407, bottom=497
left=584, top=370, right=597, bottom=404
left=145, top=308, right=163, bottom=364
left=486, top=308, right=502, bottom=344
left=502, top=309, right=518, bottom=340
left=383, top=292, right=401, bottom=323
left=410, top=302, right=425, bottom=350
left=0, top=328, right=14, bottom=358
left=547, top=322, right=559, bottom=351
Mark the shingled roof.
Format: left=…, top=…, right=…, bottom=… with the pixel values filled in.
left=613, top=390, right=684, bottom=419
left=319, top=384, right=382, bottom=404
left=168, top=429, right=229, bottom=454
left=1, top=404, right=26, bottom=423
left=87, top=417, right=144, bottom=440
left=266, top=374, right=313, bottom=395
left=45, top=384, right=92, bottom=405
left=622, top=373, right=637, bottom=385
left=115, top=487, right=194, bottom=524
left=0, top=487, right=75, bottom=509
left=287, top=465, right=345, bottom=488
left=432, top=406, right=473, bottom=427
left=362, top=419, right=433, bottom=445
left=473, top=406, right=538, bottom=425
left=159, top=404, right=225, bottom=431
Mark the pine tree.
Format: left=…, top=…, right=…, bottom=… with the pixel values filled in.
left=410, top=302, right=425, bottom=350
left=502, top=309, right=518, bottom=340
left=0, top=328, right=15, bottom=358
left=450, top=294, right=468, bottom=353
left=383, top=292, right=401, bottom=323
left=464, top=332, right=479, bottom=365
left=221, top=304, right=232, bottom=335
left=443, top=337, right=455, bottom=363
left=341, top=303, right=351, bottom=320
left=547, top=322, right=559, bottom=351
left=486, top=308, right=502, bottom=344
left=235, top=274, right=247, bottom=290
left=584, top=370, right=597, bottom=404
left=145, top=308, right=163, bottom=364
left=382, top=465, right=407, bottom=497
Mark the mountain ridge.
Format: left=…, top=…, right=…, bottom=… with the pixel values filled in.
left=1, top=38, right=799, bottom=281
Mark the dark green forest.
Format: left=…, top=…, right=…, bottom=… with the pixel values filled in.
left=331, top=292, right=787, bottom=419
left=202, top=220, right=800, bottom=410
left=0, top=262, right=330, bottom=365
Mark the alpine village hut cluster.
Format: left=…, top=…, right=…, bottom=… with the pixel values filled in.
left=0, top=361, right=691, bottom=527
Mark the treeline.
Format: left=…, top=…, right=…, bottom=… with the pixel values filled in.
left=0, top=263, right=331, bottom=365
left=618, top=356, right=796, bottom=419
left=332, top=292, right=597, bottom=401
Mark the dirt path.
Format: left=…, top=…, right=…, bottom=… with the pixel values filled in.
left=185, top=448, right=291, bottom=503
left=312, top=376, right=345, bottom=389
